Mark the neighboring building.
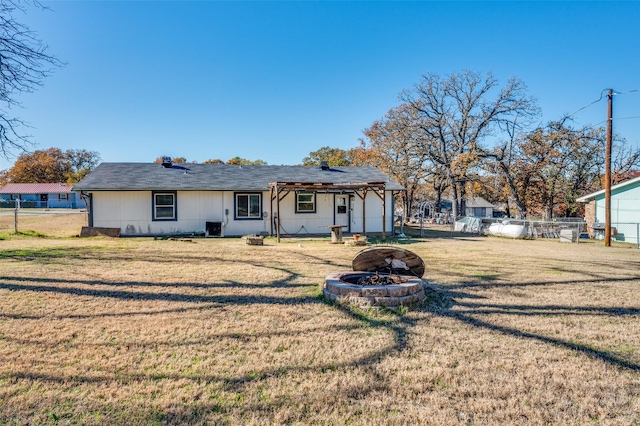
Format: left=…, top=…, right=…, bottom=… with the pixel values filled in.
left=0, top=183, right=86, bottom=209
left=73, top=162, right=405, bottom=238
left=427, top=197, right=496, bottom=219
left=576, top=176, right=640, bottom=245
left=464, top=196, right=496, bottom=218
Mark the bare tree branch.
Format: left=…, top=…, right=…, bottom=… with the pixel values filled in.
left=0, top=0, right=63, bottom=158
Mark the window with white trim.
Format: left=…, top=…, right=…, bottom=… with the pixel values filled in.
left=153, top=192, right=177, bottom=220
left=296, top=192, right=316, bottom=213
left=235, top=193, right=262, bottom=219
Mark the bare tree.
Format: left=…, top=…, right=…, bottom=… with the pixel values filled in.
left=482, top=112, right=537, bottom=218
left=401, top=70, right=539, bottom=219
left=0, top=0, right=63, bottom=158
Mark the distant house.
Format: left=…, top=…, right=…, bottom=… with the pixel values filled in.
left=0, top=183, right=86, bottom=209
left=464, top=196, right=496, bottom=218
left=73, top=162, right=405, bottom=238
left=576, top=176, right=640, bottom=245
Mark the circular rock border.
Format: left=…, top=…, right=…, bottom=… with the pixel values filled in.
left=324, top=272, right=425, bottom=308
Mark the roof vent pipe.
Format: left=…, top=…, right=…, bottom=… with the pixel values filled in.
left=319, top=160, right=330, bottom=170
left=161, top=156, right=173, bottom=168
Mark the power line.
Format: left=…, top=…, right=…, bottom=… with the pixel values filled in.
left=566, top=88, right=640, bottom=120
left=613, top=89, right=640, bottom=95
left=566, top=89, right=608, bottom=118
left=593, top=117, right=640, bottom=127
left=614, top=115, right=640, bottom=121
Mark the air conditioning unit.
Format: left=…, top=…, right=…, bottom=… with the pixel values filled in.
left=205, top=221, right=223, bottom=237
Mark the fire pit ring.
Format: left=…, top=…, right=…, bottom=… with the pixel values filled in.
left=324, top=271, right=425, bottom=308
left=323, top=246, right=427, bottom=309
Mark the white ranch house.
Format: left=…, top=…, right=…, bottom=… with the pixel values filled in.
left=74, top=162, right=405, bottom=238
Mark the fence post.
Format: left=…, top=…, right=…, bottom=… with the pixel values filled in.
left=637, top=223, right=639, bottom=249
left=14, top=198, right=20, bottom=233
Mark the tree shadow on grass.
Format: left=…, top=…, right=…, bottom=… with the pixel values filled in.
left=425, top=276, right=640, bottom=372
left=0, top=277, right=320, bottom=306
left=443, top=309, right=640, bottom=372
left=1, top=271, right=639, bottom=424
left=2, top=271, right=638, bottom=375
left=2, top=240, right=639, bottom=423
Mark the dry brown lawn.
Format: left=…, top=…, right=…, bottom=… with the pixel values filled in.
left=0, top=216, right=638, bottom=425
left=0, top=210, right=88, bottom=238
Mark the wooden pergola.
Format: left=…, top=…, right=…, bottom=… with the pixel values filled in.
left=269, top=180, right=389, bottom=242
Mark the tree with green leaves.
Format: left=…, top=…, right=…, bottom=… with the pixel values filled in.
left=302, top=146, right=351, bottom=166
left=67, top=148, right=101, bottom=181
left=225, top=156, right=267, bottom=165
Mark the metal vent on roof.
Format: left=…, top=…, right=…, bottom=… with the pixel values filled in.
left=319, top=160, right=330, bottom=170
left=161, top=156, right=173, bottom=168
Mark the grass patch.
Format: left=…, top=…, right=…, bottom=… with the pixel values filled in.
left=0, top=219, right=638, bottom=424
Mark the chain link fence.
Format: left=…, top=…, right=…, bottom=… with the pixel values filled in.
left=604, top=222, right=640, bottom=248
left=0, top=200, right=87, bottom=237
left=449, top=217, right=640, bottom=249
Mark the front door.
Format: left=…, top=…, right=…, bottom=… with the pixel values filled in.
left=335, top=195, right=349, bottom=230
left=40, top=194, right=48, bottom=208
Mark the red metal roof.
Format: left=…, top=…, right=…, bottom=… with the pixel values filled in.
left=0, top=183, right=75, bottom=194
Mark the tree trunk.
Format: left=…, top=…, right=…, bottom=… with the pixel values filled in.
left=496, top=160, right=527, bottom=218
left=451, top=182, right=460, bottom=220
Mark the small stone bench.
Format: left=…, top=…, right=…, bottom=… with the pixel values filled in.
left=242, top=235, right=264, bottom=245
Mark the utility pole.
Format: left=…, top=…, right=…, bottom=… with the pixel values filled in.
left=605, top=89, right=613, bottom=247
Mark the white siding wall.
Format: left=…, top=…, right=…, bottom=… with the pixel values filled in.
left=91, top=190, right=396, bottom=237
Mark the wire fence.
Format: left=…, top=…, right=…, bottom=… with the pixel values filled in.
left=0, top=202, right=87, bottom=237
left=410, top=216, right=640, bottom=249
left=606, top=222, right=640, bottom=248
left=0, top=199, right=83, bottom=209
left=494, top=219, right=639, bottom=248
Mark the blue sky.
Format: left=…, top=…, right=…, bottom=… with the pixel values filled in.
left=4, top=1, right=640, bottom=170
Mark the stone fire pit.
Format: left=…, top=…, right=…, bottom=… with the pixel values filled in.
left=323, top=246, right=426, bottom=308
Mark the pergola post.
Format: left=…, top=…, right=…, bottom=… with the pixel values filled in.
left=382, top=190, right=386, bottom=238
left=276, top=184, right=281, bottom=242
left=269, top=185, right=274, bottom=237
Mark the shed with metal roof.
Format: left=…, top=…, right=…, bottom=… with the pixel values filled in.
left=0, top=183, right=85, bottom=209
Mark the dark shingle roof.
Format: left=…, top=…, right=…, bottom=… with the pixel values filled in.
left=73, top=163, right=405, bottom=192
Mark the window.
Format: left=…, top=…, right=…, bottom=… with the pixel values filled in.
left=337, top=197, right=347, bottom=214
left=472, top=207, right=486, bottom=218
left=59, top=193, right=68, bottom=201
left=153, top=191, right=177, bottom=220
left=296, top=192, right=315, bottom=213
left=235, top=193, right=262, bottom=219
